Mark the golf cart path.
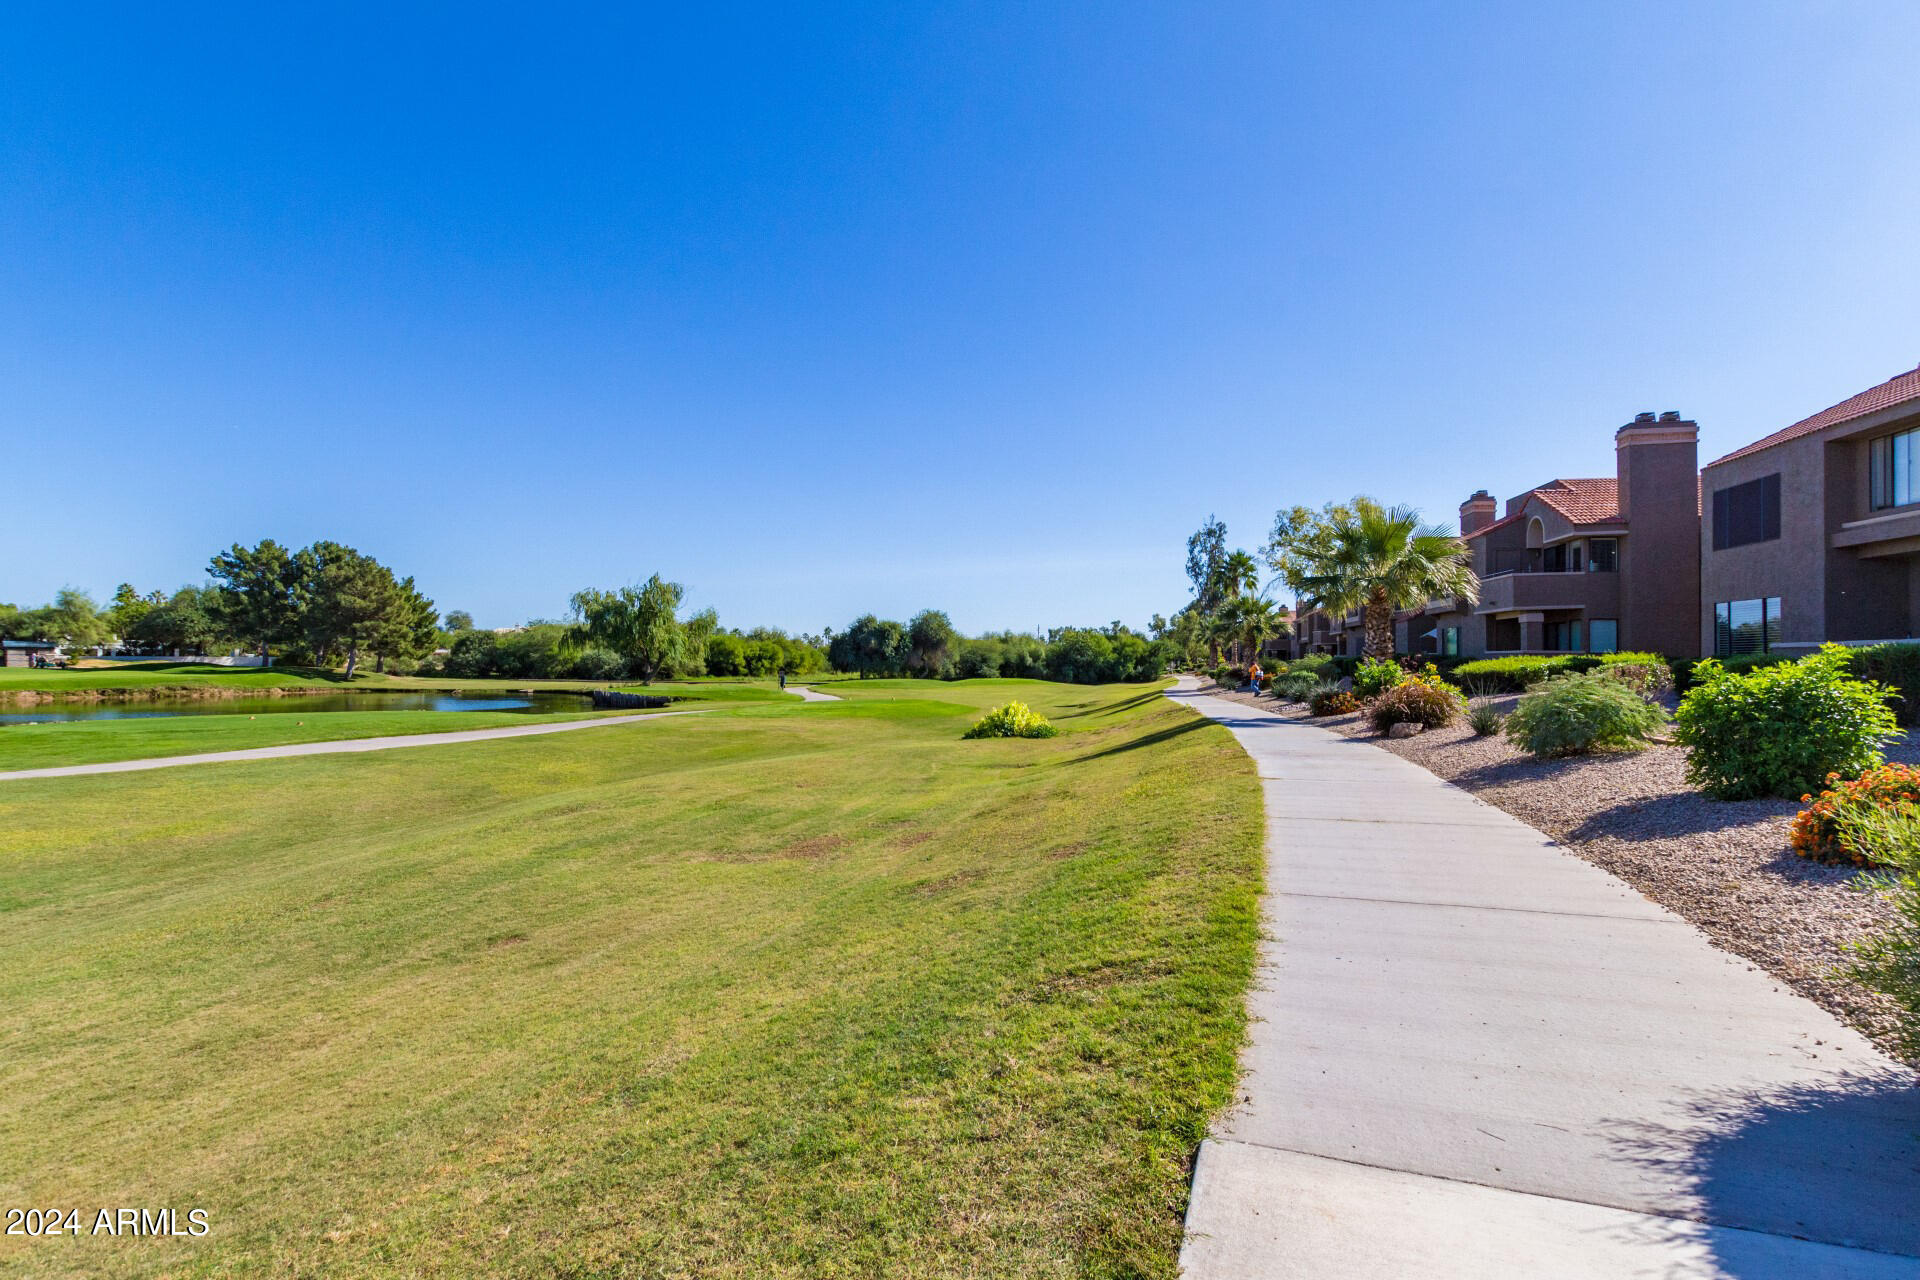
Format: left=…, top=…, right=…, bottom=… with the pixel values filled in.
left=0, top=709, right=711, bottom=781
left=786, top=685, right=841, bottom=702
left=1166, top=676, right=1920, bottom=1279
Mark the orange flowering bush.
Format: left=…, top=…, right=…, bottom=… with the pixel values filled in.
left=1789, top=763, right=1920, bottom=866
left=1306, top=685, right=1359, bottom=716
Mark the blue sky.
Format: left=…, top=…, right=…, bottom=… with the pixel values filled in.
left=5, top=3, right=1919, bottom=634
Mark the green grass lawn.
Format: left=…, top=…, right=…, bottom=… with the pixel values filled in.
left=0, top=708, right=626, bottom=770
left=0, top=679, right=1261, bottom=1278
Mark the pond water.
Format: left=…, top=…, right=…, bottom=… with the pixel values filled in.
left=0, top=690, right=596, bottom=726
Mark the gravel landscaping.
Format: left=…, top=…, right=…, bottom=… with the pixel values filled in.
left=1196, top=680, right=1915, bottom=1064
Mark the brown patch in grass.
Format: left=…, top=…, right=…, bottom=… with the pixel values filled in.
left=783, top=835, right=847, bottom=860
left=892, top=829, right=935, bottom=850
left=913, top=868, right=982, bottom=896
left=1038, top=958, right=1171, bottom=997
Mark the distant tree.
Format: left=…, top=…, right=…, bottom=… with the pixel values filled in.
left=128, top=587, right=226, bottom=655
left=1266, top=497, right=1477, bottom=660
left=568, top=575, right=708, bottom=684
left=1186, top=516, right=1229, bottom=612
left=443, top=629, right=500, bottom=679
left=293, top=542, right=406, bottom=679
left=907, top=609, right=958, bottom=678
left=208, top=540, right=302, bottom=663
left=706, top=631, right=748, bottom=676
left=45, top=589, right=110, bottom=648
left=442, top=609, right=475, bottom=632
left=107, top=583, right=161, bottom=641
left=829, top=615, right=909, bottom=677
left=1044, top=628, right=1116, bottom=684
left=368, top=576, right=439, bottom=673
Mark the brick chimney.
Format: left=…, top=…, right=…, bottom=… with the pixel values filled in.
left=1615, top=410, right=1700, bottom=656
left=1458, top=489, right=1497, bottom=535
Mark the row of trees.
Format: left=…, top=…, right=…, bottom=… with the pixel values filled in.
left=825, top=612, right=1168, bottom=684
left=0, top=541, right=445, bottom=678
left=1167, top=498, right=1481, bottom=667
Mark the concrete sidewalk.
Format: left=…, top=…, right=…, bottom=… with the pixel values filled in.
left=1167, top=677, right=1920, bottom=1279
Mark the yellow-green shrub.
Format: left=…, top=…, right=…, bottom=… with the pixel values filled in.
left=962, top=701, right=1059, bottom=739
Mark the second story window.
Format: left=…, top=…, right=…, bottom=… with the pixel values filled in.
left=1871, top=428, right=1917, bottom=510
left=1587, top=538, right=1617, bottom=572
left=1712, top=474, right=1782, bottom=550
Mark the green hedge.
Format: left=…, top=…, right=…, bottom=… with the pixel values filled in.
left=1664, top=644, right=1920, bottom=713
left=1448, top=654, right=1602, bottom=693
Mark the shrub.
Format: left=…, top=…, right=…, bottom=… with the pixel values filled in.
left=1215, top=664, right=1250, bottom=689
left=569, top=647, right=629, bottom=681
left=1850, top=642, right=1920, bottom=726
left=1467, top=701, right=1503, bottom=737
left=1788, top=764, right=1920, bottom=866
left=1449, top=654, right=1600, bottom=693
left=1352, top=657, right=1405, bottom=700
left=1367, top=674, right=1464, bottom=733
left=1837, top=803, right=1920, bottom=1058
left=1306, top=684, right=1359, bottom=716
left=962, top=701, right=1059, bottom=739
left=1597, top=659, right=1673, bottom=701
left=1288, top=653, right=1336, bottom=678
left=1273, top=672, right=1321, bottom=702
left=1503, top=671, right=1667, bottom=758
left=1673, top=646, right=1900, bottom=800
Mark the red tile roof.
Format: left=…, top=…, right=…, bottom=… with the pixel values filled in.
left=1462, top=511, right=1522, bottom=540
left=1531, top=477, right=1620, bottom=525
left=1710, top=364, right=1920, bottom=467
left=1462, top=478, right=1621, bottom=537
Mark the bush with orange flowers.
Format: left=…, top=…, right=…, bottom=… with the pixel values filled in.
left=1789, top=763, right=1920, bottom=866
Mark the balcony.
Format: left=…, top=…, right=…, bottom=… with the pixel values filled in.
left=1833, top=507, right=1920, bottom=557
left=1475, top=569, right=1619, bottom=617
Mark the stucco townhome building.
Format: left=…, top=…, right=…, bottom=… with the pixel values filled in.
left=1699, top=363, right=1920, bottom=656
left=1400, top=412, right=1703, bottom=659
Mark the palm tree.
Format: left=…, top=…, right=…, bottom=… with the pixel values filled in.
left=1286, top=499, right=1478, bottom=660
left=1216, top=594, right=1286, bottom=666
left=1217, top=550, right=1260, bottom=600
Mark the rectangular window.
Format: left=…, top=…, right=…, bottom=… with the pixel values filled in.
left=1587, top=538, right=1617, bottom=572
left=1713, top=597, right=1783, bottom=656
left=1542, top=544, right=1568, bottom=573
left=1871, top=429, right=1918, bottom=510
left=1441, top=626, right=1460, bottom=657
left=1712, top=474, right=1782, bottom=550
left=1589, top=619, right=1617, bottom=653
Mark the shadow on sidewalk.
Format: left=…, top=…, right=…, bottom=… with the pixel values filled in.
left=1602, top=1072, right=1920, bottom=1267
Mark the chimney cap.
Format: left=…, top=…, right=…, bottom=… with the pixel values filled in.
left=1658, top=410, right=1681, bottom=421
left=1633, top=411, right=1655, bottom=422
left=1461, top=489, right=1494, bottom=504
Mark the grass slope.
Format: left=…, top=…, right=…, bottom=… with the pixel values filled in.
left=0, top=679, right=1261, bottom=1278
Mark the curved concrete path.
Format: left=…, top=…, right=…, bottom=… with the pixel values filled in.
left=1167, top=677, right=1920, bottom=1279
left=0, top=709, right=707, bottom=782
left=786, top=685, right=841, bottom=702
